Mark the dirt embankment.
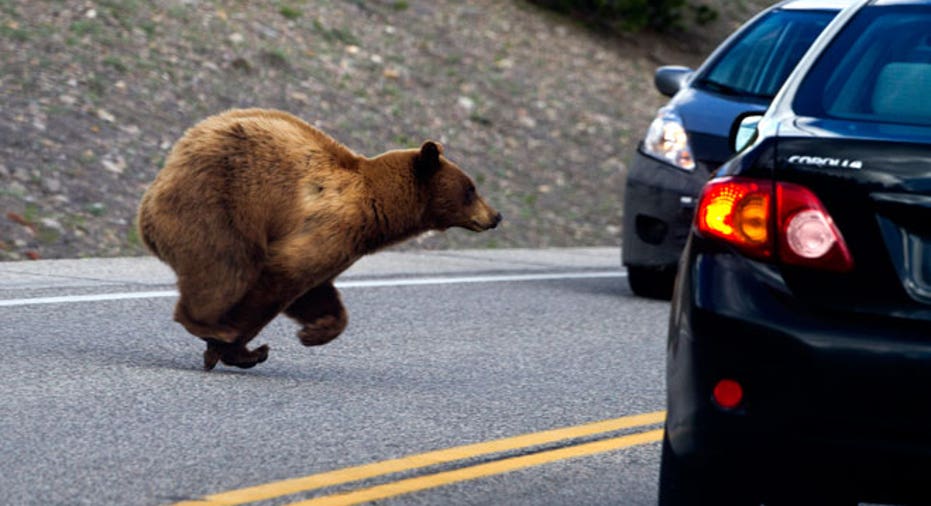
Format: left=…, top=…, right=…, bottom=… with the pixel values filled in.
left=0, top=0, right=772, bottom=261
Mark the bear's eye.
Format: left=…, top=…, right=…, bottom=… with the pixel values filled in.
left=464, top=184, right=476, bottom=205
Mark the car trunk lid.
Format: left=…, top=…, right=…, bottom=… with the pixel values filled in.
left=775, top=133, right=931, bottom=315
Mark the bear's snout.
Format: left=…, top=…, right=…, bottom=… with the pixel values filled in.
left=468, top=207, right=502, bottom=232
left=489, top=212, right=503, bottom=229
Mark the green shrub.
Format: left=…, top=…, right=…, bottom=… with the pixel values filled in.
left=528, top=0, right=715, bottom=32
left=279, top=5, right=302, bottom=20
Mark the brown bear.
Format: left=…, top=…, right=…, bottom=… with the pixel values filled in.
left=137, top=108, right=501, bottom=370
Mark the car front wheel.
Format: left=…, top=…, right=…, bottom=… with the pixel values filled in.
left=626, top=265, right=676, bottom=299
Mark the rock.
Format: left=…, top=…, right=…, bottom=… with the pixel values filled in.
left=255, top=24, right=278, bottom=39
left=120, top=124, right=141, bottom=136
left=8, top=181, right=27, bottom=196
left=457, top=96, right=476, bottom=111
left=41, top=178, right=62, bottom=193
left=7, top=211, right=30, bottom=227
left=97, top=109, right=116, bottom=123
left=289, top=91, right=310, bottom=103
left=87, top=202, right=107, bottom=216
left=517, top=112, right=537, bottom=129
left=0, top=164, right=9, bottom=178
left=40, top=218, right=64, bottom=232
left=12, top=167, right=30, bottom=182
left=102, top=155, right=126, bottom=174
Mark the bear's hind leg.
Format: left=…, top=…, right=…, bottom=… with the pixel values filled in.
left=203, top=339, right=269, bottom=370
left=203, top=270, right=300, bottom=370
left=175, top=299, right=238, bottom=344
left=284, top=281, right=348, bottom=346
left=173, top=262, right=259, bottom=344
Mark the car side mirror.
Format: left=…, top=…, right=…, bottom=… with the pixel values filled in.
left=729, top=113, right=763, bottom=153
left=654, top=66, right=693, bottom=97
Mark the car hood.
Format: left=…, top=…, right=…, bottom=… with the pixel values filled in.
left=673, top=87, right=769, bottom=136
left=672, top=87, right=769, bottom=164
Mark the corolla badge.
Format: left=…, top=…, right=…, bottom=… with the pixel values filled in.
left=787, top=155, right=863, bottom=170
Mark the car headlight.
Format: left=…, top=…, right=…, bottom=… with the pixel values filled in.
left=642, top=108, right=695, bottom=171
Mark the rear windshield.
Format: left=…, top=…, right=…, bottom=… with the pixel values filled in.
left=695, top=9, right=835, bottom=99
left=794, top=6, right=931, bottom=127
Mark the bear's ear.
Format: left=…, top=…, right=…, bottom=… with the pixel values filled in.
left=414, top=141, right=443, bottom=180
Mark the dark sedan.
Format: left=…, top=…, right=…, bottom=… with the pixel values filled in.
left=622, top=0, right=847, bottom=299
left=661, top=0, right=931, bottom=504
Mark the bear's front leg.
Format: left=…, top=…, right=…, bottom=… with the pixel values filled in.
left=284, top=281, right=348, bottom=346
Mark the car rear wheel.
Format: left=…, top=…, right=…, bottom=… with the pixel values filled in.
left=658, top=432, right=753, bottom=506
left=626, top=265, right=676, bottom=299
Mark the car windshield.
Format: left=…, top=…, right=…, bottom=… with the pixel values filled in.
left=696, top=9, right=835, bottom=99
left=794, top=5, right=931, bottom=127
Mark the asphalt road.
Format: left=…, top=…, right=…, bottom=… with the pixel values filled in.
left=0, top=248, right=670, bottom=506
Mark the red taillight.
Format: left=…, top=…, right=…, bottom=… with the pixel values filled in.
left=776, top=182, right=854, bottom=272
left=712, top=379, right=743, bottom=410
left=695, top=177, right=854, bottom=271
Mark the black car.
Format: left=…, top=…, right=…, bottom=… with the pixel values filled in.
left=622, top=0, right=846, bottom=299
left=661, top=0, right=931, bottom=504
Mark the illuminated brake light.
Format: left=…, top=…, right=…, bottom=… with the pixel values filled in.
left=696, top=177, right=772, bottom=258
left=696, top=177, right=854, bottom=271
left=736, top=194, right=769, bottom=244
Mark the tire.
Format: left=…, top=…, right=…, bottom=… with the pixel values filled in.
left=658, top=432, right=753, bottom=506
left=626, top=265, right=676, bottom=300
left=658, top=432, right=697, bottom=506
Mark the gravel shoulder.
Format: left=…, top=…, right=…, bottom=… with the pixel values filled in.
left=0, top=0, right=770, bottom=261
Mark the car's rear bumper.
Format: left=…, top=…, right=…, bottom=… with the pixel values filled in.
left=666, top=238, right=931, bottom=500
left=621, top=149, right=709, bottom=269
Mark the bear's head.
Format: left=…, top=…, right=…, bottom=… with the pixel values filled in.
left=412, top=141, right=502, bottom=233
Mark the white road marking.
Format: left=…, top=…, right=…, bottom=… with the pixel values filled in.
left=0, top=271, right=624, bottom=307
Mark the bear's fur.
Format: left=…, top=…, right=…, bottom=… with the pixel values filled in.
left=138, top=108, right=501, bottom=370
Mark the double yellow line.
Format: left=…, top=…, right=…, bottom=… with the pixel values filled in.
left=175, top=410, right=666, bottom=506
